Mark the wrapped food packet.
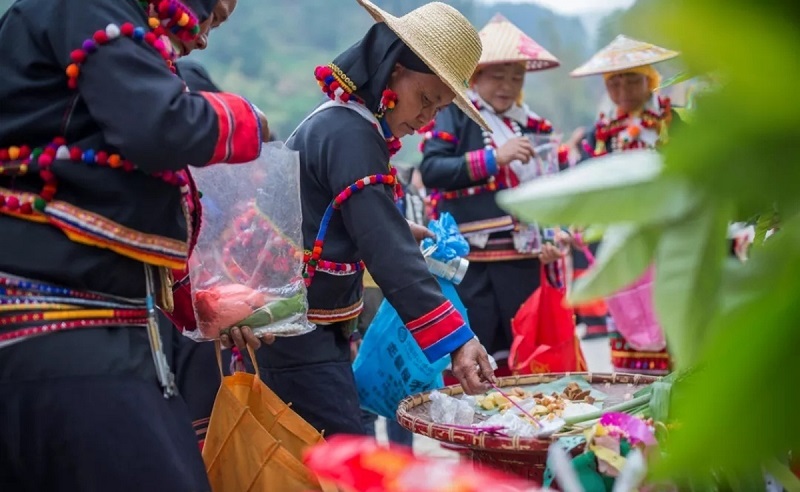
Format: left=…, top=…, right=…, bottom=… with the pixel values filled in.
left=186, top=142, right=314, bottom=340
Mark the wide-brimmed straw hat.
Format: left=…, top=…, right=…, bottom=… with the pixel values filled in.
left=477, top=14, right=559, bottom=72
left=357, top=0, right=489, bottom=130
left=570, top=34, right=679, bottom=77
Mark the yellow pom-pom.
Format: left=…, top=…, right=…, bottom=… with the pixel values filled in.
left=7, top=146, right=20, bottom=160
left=178, top=13, right=189, bottom=26
left=387, top=101, right=395, bottom=109
left=65, top=64, right=80, bottom=78
left=148, top=17, right=160, bottom=29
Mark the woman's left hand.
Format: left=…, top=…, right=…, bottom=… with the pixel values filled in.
left=407, top=220, right=434, bottom=243
left=220, top=326, right=276, bottom=352
left=540, top=243, right=563, bottom=265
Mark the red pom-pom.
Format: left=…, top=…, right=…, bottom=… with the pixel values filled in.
left=144, top=32, right=157, bottom=44
left=329, top=80, right=340, bottom=91
left=39, top=169, right=55, bottom=182
left=5, top=195, right=20, bottom=210
left=0, top=195, right=5, bottom=206
left=95, top=151, right=108, bottom=166
left=70, top=49, right=87, bottom=63
left=38, top=154, right=53, bottom=166
left=356, top=181, right=365, bottom=189
left=120, top=23, right=135, bottom=36
left=67, top=78, right=78, bottom=90
left=158, top=0, right=170, bottom=15
left=122, top=161, right=135, bottom=172
left=93, top=30, right=109, bottom=44
left=0, top=149, right=9, bottom=161
left=69, top=147, right=82, bottom=161
left=53, top=137, right=66, bottom=146
left=340, top=92, right=350, bottom=102
left=20, top=202, right=33, bottom=214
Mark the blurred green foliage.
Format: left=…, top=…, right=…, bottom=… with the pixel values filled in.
left=499, top=0, right=800, bottom=486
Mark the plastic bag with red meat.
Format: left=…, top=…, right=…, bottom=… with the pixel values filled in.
left=186, top=142, right=314, bottom=341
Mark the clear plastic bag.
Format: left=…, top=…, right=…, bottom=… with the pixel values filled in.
left=186, top=142, right=314, bottom=341
left=428, top=391, right=475, bottom=425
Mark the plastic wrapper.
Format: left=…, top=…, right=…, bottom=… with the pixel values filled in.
left=186, top=143, right=314, bottom=340
left=304, top=435, right=548, bottom=492
left=420, top=212, right=470, bottom=262
left=428, top=391, right=475, bottom=426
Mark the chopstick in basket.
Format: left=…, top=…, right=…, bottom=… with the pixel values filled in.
left=489, top=381, right=542, bottom=429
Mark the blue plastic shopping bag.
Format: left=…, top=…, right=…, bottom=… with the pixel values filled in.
left=353, top=277, right=467, bottom=419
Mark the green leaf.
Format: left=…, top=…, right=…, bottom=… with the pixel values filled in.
left=651, top=200, right=730, bottom=369
left=497, top=151, right=698, bottom=227
left=651, top=215, right=800, bottom=481
left=569, top=224, right=659, bottom=304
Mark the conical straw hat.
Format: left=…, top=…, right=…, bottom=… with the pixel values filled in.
left=570, top=34, right=679, bottom=77
left=477, top=14, right=559, bottom=72
left=357, top=0, right=489, bottom=130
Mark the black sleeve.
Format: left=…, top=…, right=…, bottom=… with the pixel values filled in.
left=48, top=0, right=260, bottom=171
left=419, top=105, right=484, bottom=190
left=317, top=114, right=475, bottom=360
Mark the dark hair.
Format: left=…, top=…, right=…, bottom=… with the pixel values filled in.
left=331, top=22, right=432, bottom=114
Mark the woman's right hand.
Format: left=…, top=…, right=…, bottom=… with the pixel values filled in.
left=254, top=106, right=271, bottom=142
left=495, top=137, right=535, bottom=167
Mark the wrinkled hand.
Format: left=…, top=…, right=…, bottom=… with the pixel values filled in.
left=540, top=243, right=563, bottom=265
left=407, top=220, right=435, bottom=243
left=350, top=339, right=362, bottom=363
left=450, top=338, right=496, bottom=395
left=254, top=107, right=271, bottom=143
left=220, top=326, right=275, bottom=352
left=496, top=137, right=535, bottom=167
left=566, top=127, right=586, bottom=149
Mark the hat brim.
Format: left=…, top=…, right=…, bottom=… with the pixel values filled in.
left=478, top=58, right=560, bottom=72
left=570, top=52, right=679, bottom=78
left=357, top=0, right=490, bottom=130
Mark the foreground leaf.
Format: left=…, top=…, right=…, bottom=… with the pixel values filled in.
left=651, top=215, right=800, bottom=481
left=496, top=151, right=697, bottom=227
left=652, top=200, right=730, bottom=369
left=569, top=224, right=659, bottom=305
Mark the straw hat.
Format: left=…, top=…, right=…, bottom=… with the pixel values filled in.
left=477, top=14, right=559, bottom=72
left=570, top=35, right=679, bottom=77
left=357, top=0, right=489, bottom=130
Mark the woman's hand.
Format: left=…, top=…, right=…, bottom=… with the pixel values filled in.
left=219, top=326, right=275, bottom=351
left=496, top=137, right=535, bottom=167
left=539, top=243, right=563, bottom=265
left=254, top=106, right=271, bottom=142
left=408, top=219, right=435, bottom=243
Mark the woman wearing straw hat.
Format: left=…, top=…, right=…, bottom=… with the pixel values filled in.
left=418, top=14, right=569, bottom=376
left=570, top=34, right=684, bottom=375
left=256, top=0, right=496, bottom=437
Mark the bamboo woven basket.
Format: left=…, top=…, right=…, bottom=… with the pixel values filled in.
left=396, top=372, right=660, bottom=483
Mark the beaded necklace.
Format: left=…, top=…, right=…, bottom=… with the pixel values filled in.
left=593, top=97, right=672, bottom=155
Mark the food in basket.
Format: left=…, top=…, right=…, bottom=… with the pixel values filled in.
left=476, top=383, right=597, bottom=421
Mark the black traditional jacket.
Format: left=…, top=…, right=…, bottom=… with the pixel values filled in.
left=420, top=102, right=561, bottom=262
left=0, top=0, right=261, bottom=299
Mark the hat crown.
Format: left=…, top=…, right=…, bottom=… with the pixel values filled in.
left=395, top=2, right=482, bottom=87
left=571, top=34, right=679, bottom=77
left=476, top=12, right=559, bottom=71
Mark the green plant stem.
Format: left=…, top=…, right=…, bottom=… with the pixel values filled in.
left=763, top=458, right=800, bottom=492
left=563, top=394, right=651, bottom=426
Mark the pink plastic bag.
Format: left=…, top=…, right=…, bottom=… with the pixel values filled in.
left=578, top=242, right=666, bottom=352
